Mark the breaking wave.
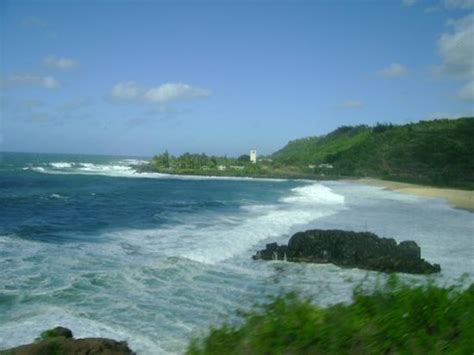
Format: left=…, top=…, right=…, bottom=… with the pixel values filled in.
left=105, top=183, right=345, bottom=264
left=25, top=160, right=287, bottom=182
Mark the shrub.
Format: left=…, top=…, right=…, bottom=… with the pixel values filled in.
left=186, top=277, right=474, bottom=354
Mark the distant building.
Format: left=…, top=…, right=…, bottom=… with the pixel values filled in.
left=308, top=164, right=316, bottom=169
left=230, top=165, right=245, bottom=170
left=217, top=165, right=227, bottom=171
left=250, top=149, right=257, bottom=164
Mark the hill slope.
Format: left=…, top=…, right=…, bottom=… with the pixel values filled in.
left=272, top=118, right=474, bottom=188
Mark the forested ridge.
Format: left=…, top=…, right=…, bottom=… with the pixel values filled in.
left=272, top=117, right=474, bottom=188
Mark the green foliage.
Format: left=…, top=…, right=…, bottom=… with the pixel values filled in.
left=153, top=150, right=171, bottom=168
left=373, top=122, right=394, bottom=133
left=186, top=278, right=474, bottom=355
left=147, top=118, right=474, bottom=186
left=150, top=150, right=286, bottom=177
left=35, top=329, right=59, bottom=342
left=152, top=152, right=222, bottom=171
left=272, top=125, right=371, bottom=166
left=238, top=154, right=250, bottom=161
left=272, top=118, right=474, bottom=188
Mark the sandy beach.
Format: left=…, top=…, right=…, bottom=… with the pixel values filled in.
left=346, top=178, right=474, bottom=213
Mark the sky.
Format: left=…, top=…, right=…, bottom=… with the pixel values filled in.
left=1, top=0, right=473, bottom=157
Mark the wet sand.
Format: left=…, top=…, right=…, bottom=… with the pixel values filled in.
left=346, top=178, right=474, bottom=212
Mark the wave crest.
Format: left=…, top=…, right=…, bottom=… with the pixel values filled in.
left=106, top=183, right=345, bottom=264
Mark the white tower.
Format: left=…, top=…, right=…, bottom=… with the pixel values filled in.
left=250, top=149, right=257, bottom=164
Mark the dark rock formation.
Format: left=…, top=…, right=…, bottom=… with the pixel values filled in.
left=1, top=327, right=134, bottom=355
left=38, top=326, right=74, bottom=340
left=253, top=229, right=441, bottom=274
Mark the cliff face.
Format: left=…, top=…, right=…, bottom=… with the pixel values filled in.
left=253, top=229, right=441, bottom=274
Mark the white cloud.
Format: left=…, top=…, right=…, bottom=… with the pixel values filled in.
left=444, top=0, right=474, bottom=9
left=1, top=74, right=60, bottom=89
left=437, top=14, right=474, bottom=101
left=43, top=56, right=79, bottom=70
left=342, top=100, right=365, bottom=108
left=457, top=81, right=474, bottom=101
left=143, top=83, right=211, bottom=103
left=43, top=77, right=60, bottom=89
left=109, top=81, right=143, bottom=101
left=108, top=81, right=211, bottom=104
left=402, top=0, right=417, bottom=6
left=438, top=15, right=474, bottom=77
left=377, top=63, right=409, bottom=78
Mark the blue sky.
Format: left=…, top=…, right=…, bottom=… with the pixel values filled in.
left=1, top=0, right=473, bottom=157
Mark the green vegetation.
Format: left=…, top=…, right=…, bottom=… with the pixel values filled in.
left=273, top=117, right=474, bottom=188
left=147, top=117, right=474, bottom=187
left=146, top=150, right=309, bottom=178
left=187, top=277, right=474, bottom=354
left=148, top=151, right=268, bottom=177
left=273, top=124, right=372, bottom=166
left=35, top=329, right=59, bottom=342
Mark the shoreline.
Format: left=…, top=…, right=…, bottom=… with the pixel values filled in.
left=142, top=167, right=474, bottom=212
left=345, top=178, right=474, bottom=213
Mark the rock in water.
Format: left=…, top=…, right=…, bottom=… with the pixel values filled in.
left=1, top=327, right=134, bottom=355
left=37, top=326, right=74, bottom=340
left=253, top=229, right=441, bottom=274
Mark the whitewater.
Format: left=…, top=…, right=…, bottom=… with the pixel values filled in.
left=1, top=152, right=473, bottom=354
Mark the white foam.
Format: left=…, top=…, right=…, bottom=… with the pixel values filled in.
left=116, top=159, right=149, bottom=165
left=104, top=183, right=345, bottom=264
left=47, top=193, right=69, bottom=200
left=281, top=183, right=345, bottom=205
left=78, top=163, right=94, bottom=168
left=76, top=163, right=137, bottom=176
left=2, top=181, right=474, bottom=354
left=28, top=161, right=288, bottom=182
left=50, top=162, right=73, bottom=169
left=27, top=162, right=143, bottom=178
left=184, top=184, right=345, bottom=263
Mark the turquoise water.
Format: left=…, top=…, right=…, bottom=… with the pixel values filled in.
left=1, top=152, right=473, bottom=353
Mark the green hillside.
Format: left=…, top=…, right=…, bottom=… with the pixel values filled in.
left=272, top=118, right=474, bottom=188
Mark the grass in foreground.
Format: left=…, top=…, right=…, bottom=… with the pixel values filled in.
left=186, top=277, right=474, bottom=354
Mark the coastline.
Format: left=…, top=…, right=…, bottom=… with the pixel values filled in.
left=345, top=178, right=474, bottom=213
left=143, top=165, right=474, bottom=212
left=142, top=169, right=474, bottom=213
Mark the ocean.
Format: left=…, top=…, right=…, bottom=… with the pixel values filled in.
left=1, top=152, right=473, bottom=354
